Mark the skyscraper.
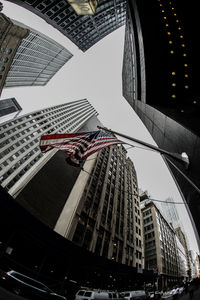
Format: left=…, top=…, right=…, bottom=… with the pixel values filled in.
left=141, top=200, right=186, bottom=289
left=160, top=197, right=180, bottom=229
left=0, top=99, right=97, bottom=197
left=7, top=0, right=127, bottom=52
left=175, top=226, right=191, bottom=279
left=0, top=13, right=73, bottom=92
left=122, top=0, right=200, bottom=250
left=55, top=145, right=144, bottom=268
left=0, top=97, right=22, bottom=123
left=0, top=12, right=29, bottom=95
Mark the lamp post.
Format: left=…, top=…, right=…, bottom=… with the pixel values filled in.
left=97, top=126, right=200, bottom=195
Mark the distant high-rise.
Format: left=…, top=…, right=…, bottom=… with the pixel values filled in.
left=0, top=99, right=97, bottom=196
left=0, top=97, right=22, bottom=123
left=175, top=235, right=188, bottom=280
left=7, top=0, right=127, bottom=52
left=141, top=200, right=187, bottom=289
left=189, top=250, right=200, bottom=279
left=175, top=226, right=191, bottom=279
left=160, top=197, right=180, bottom=228
left=0, top=12, right=72, bottom=93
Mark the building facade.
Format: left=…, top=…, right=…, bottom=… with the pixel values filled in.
left=0, top=12, right=29, bottom=95
left=0, top=99, right=97, bottom=196
left=175, top=235, right=188, bottom=280
left=175, top=227, right=190, bottom=278
left=122, top=0, right=200, bottom=250
left=0, top=14, right=73, bottom=90
left=55, top=145, right=144, bottom=269
left=141, top=200, right=185, bottom=289
left=7, top=0, right=127, bottom=52
left=160, top=197, right=180, bottom=229
left=0, top=97, right=22, bottom=123
left=189, top=250, right=200, bottom=279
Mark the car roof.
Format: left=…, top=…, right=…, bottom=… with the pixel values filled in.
left=8, top=270, right=52, bottom=289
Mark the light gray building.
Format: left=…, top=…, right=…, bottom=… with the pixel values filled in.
left=0, top=12, right=72, bottom=92
left=5, top=19, right=73, bottom=88
left=141, top=200, right=184, bottom=290
left=0, top=98, right=97, bottom=197
left=160, top=197, right=180, bottom=229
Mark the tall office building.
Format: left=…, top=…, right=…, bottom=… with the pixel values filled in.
left=0, top=97, right=22, bottom=123
left=55, top=144, right=144, bottom=268
left=0, top=99, right=97, bottom=197
left=0, top=13, right=73, bottom=92
left=122, top=0, right=200, bottom=250
left=175, top=235, right=188, bottom=280
left=175, top=227, right=190, bottom=278
left=0, top=12, right=29, bottom=95
left=189, top=250, right=200, bottom=279
left=141, top=200, right=187, bottom=289
left=160, top=197, right=180, bottom=229
left=7, top=0, right=127, bottom=52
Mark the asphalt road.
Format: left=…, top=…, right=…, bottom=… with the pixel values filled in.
left=0, top=285, right=28, bottom=300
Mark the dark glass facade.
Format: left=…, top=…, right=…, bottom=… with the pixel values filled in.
left=123, top=0, right=200, bottom=136
left=0, top=97, right=22, bottom=122
left=122, top=0, right=200, bottom=250
left=7, top=0, right=127, bottom=52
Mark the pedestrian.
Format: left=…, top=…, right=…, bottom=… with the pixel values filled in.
left=184, top=282, right=188, bottom=294
left=188, top=283, right=194, bottom=299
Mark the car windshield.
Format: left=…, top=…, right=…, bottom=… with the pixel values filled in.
left=78, top=291, right=85, bottom=296
left=84, top=292, right=92, bottom=297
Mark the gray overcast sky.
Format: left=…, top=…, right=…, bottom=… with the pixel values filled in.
left=2, top=0, right=199, bottom=253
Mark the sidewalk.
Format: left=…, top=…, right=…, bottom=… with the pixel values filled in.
left=179, top=287, right=200, bottom=300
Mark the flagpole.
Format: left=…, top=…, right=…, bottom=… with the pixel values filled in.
left=97, top=126, right=189, bottom=169
left=97, top=126, right=200, bottom=195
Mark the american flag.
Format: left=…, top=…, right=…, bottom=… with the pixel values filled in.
left=39, top=130, right=125, bottom=166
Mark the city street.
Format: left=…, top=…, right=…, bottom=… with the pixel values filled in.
left=0, top=285, right=27, bottom=300
left=179, top=287, right=200, bottom=300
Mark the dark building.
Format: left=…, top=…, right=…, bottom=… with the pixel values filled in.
left=0, top=185, right=155, bottom=295
left=7, top=0, right=126, bottom=52
left=0, top=97, right=22, bottom=123
left=122, top=0, right=200, bottom=250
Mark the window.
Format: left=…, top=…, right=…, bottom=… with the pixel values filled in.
left=1, top=57, right=8, bottom=63
left=5, top=48, right=12, bottom=54
left=85, top=292, right=92, bottom=297
left=77, top=291, right=85, bottom=296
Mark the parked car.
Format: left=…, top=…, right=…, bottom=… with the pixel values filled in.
left=122, top=290, right=148, bottom=299
left=75, top=289, right=123, bottom=300
left=0, top=270, right=66, bottom=299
